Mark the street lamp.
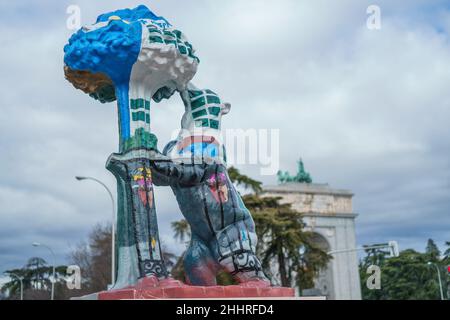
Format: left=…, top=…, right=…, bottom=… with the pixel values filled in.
left=427, top=262, right=444, bottom=300
left=328, top=241, right=400, bottom=257
left=75, top=176, right=116, bottom=287
left=32, top=242, right=56, bottom=300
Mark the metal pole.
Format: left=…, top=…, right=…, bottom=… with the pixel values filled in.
left=44, top=245, right=56, bottom=301
left=328, top=244, right=391, bottom=255
left=32, top=243, right=56, bottom=300
left=434, top=264, right=444, bottom=300
left=75, top=176, right=116, bottom=287
left=428, top=262, right=444, bottom=300
left=9, top=273, right=23, bottom=300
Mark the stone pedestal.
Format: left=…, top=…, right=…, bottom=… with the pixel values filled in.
left=97, top=284, right=295, bottom=300
left=74, top=277, right=295, bottom=300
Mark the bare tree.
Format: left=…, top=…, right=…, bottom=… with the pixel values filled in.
left=68, top=223, right=112, bottom=295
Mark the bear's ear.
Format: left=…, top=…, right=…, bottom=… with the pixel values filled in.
left=221, top=102, right=231, bottom=115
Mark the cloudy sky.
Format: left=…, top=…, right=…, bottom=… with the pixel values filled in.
left=0, top=0, right=449, bottom=276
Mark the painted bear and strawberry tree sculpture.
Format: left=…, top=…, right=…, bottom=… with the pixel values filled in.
left=64, top=5, right=293, bottom=298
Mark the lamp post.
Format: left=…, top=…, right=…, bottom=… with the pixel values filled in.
left=6, top=272, right=23, bottom=300
left=32, top=242, right=56, bottom=300
left=328, top=241, right=400, bottom=257
left=75, top=176, right=116, bottom=287
left=427, top=262, right=444, bottom=300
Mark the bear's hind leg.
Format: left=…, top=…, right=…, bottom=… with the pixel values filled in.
left=183, top=233, right=220, bottom=286
left=211, top=218, right=269, bottom=285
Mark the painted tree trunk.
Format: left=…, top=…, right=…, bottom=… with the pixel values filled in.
left=107, top=150, right=168, bottom=288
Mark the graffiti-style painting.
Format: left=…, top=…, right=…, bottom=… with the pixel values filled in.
left=206, top=172, right=229, bottom=203
left=132, top=167, right=154, bottom=208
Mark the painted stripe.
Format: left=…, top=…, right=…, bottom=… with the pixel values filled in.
left=125, top=165, right=144, bottom=277
left=215, top=165, right=225, bottom=229
left=188, top=90, right=203, bottom=98
left=164, top=39, right=177, bottom=46
left=141, top=162, right=153, bottom=259
left=132, top=111, right=147, bottom=122
left=116, top=85, right=131, bottom=141
left=149, top=35, right=163, bottom=43
left=177, top=135, right=218, bottom=150
left=195, top=119, right=209, bottom=127
left=178, top=46, right=187, bottom=54
left=210, top=119, right=219, bottom=129
left=206, top=95, right=221, bottom=104
left=191, top=96, right=206, bottom=109
left=192, top=108, right=207, bottom=119
left=163, top=30, right=175, bottom=38
left=130, top=99, right=150, bottom=110
left=208, top=106, right=221, bottom=116
left=201, top=184, right=216, bottom=236
left=227, top=177, right=238, bottom=224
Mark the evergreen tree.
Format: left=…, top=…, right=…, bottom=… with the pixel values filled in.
left=171, top=220, right=191, bottom=243
left=425, top=238, right=441, bottom=262
left=444, top=242, right=450, bottom=259
left=243, top=194, right=329, bottom=290
left=227, top=167, right=262, bottom=194
left=360, top=240, right=449, bottom=300
left=1, top=257, right=67, bottom=300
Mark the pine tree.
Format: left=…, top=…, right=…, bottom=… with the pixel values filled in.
left=425, top=238, right=441, bottom=262
left=360, top=239, right=450, bottom=300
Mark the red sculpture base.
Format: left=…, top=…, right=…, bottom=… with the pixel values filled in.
left=97, top=277, right=295, bottom=300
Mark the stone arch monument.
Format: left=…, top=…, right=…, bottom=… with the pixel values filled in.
left=263, top=160, right=362, bottom=300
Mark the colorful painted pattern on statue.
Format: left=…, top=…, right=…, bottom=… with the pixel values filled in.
left=189, top=89, right=222, bottom=129
left=150, top=161, right=267, bottom=285
left=146, top=25, right=199, bottom=63
left=107, top=152, right=168, bottom=286
left=132, top=167, right=154, bottom=208
left=169, top=87, right=230, bottom=163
